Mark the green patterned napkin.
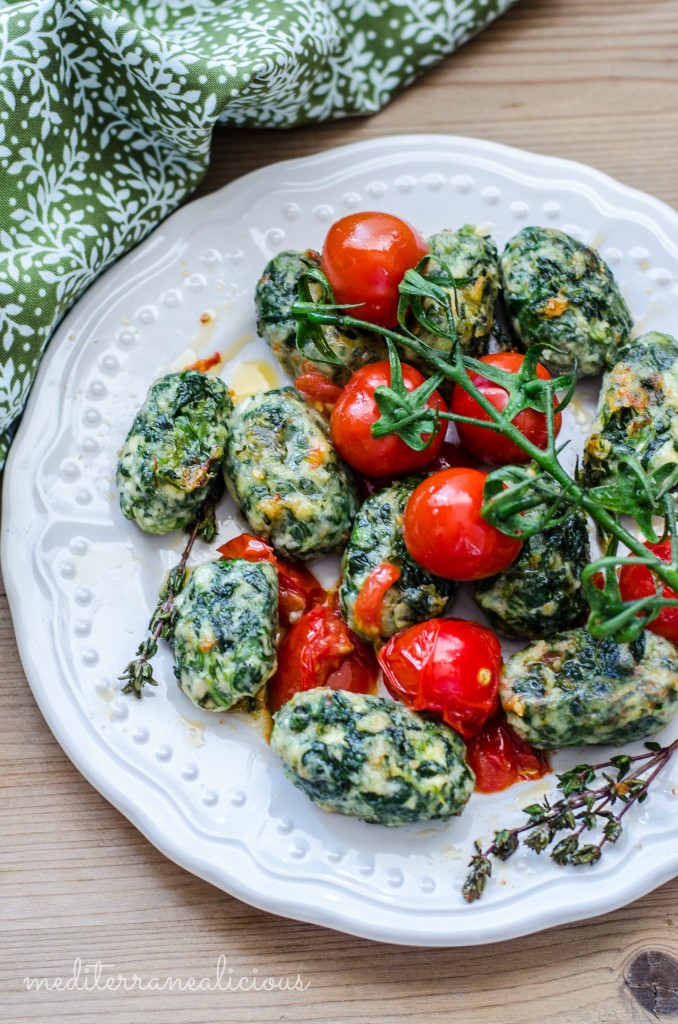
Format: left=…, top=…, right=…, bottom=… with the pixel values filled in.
left=0, top=0, right=514, bottom=465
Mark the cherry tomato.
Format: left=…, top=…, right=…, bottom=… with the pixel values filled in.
left=378, top=618, right=502, bottom=739
left=294, top=371, right=344, bottom=417
left=466, top=712, right=550, bottom=793
left=218, top=533, right=325, bottom=626
left=268, top=605, right=378, bottom=713
left=352, top=562, right=401, bottom=639
left=330, top=361, right=447, bottom=477
left=184, top=351, right=221, bottom=373
left=619, top=540, right=678, bottom=642
left=403, top=467, right=522, bottom=581
left=321, top=212, right=427, bottom=328
left=450, top=352, right=561, bottom=465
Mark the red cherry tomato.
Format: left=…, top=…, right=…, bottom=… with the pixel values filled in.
left=330, top=361, right=447, bottom=477
left=268, top=605, right=378, bottom=713
left=403, top=467, right=522, bottom=581
left=450, top=352, right=562, bottom=465
left=352, top=562, right=401, bottom=640
left=184, top=351, right=221, bottom=373
left=217, top=533, right=325, bottom=627
left=619, top=540, right=678, bottom=642
left=321, top=212, right=427, bottom=328
left=294, top=371, right=344, bottom=416
left=466, top=712, right=550, bottom=793
left=378, top=618, right=502, bottom=739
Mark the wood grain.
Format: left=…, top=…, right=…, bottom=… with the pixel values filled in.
left=196, top=0, right=678, bottom=211
left=2, top=1, right=678, bottom=1021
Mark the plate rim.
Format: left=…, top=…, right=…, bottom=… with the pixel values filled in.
left=5, top=133, right=678, bottom=947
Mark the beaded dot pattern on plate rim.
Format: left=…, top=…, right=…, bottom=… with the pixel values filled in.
left=8, top=139, right=678, bottom=945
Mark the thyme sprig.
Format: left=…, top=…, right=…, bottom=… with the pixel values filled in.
left=462, top=739, right=678, bottom=902
left=290, top=263, right=678, bottom=642
left=119, top=496, right=215, bottom=698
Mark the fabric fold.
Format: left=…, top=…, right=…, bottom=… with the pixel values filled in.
left=0, top=0, right=515, bottom=464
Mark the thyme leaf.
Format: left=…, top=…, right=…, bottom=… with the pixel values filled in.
left=462, top=739, right=678, bottom=901
left=119, top=494, right=216, bottom=698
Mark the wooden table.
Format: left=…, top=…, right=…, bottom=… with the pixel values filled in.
left=3, top=1, right=678, bottom=1021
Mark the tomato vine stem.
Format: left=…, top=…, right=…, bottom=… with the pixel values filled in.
left=292, top=263, right=678, bottom=641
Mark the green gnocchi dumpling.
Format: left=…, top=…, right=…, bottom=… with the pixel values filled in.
left=474, top=508, right=590, bottom=639
left=583, top=331, right=678, bottom=491
left=255, top=249, right=386, bottom=383
left=500, top=226, right=632, bottom=377
left=116, top=371, right=232, bottom=534
left=410, top=225, right=500, bottom=363
left=224, top=386, right=358, bottom=560
left=271, top=688, right=474, bottom=826
left=501, top=627, right=678, bottom=748
left=339, top=477, right=456, bottom=645
left=173, top=559, right=278, bottom=711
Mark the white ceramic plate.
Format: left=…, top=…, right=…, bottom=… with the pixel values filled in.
left=5, top=135, right=678, bottom=947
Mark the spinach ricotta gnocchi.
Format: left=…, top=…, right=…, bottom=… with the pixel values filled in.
left=582, top=331, right=678, bottom=491
left=255, top=249, right=386, bottom=383
left=117, top=202, right=678, bottom=857
left=412, top=225, right=500, bottom=361
left=271, top=688, right=474, bottom=826
left=339, top=478, right=457, bottom=644
left=224, top=386, right=358, bottom=560
left=500, top=226, right=632, bottom=377
left=474, top=508, right=590, bottom=639
left=501, top=627, right=678, bottom=748
left=116, top=371, right=232, bottom=534
left=173, top=559, right=278, bottom=711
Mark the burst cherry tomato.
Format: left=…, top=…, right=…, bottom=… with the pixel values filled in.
left=465, top=712, right=550, bottom=793
left=330, top=361, right=447, bottom=477
left=294, top=371, right=344, bottom=416
left=378, top=618, right=501, bottom=739
left=267, top=605, right=378, bottom=713
left=352, top=562, right=401, bottom=640
left=184, top=351, right=221, bottom=373
left=321, top=212, right=427, bottom=328
left=619, top=540, right=678, bottom=642
left=403, top=467, right=522, bottom=581
left=450, top=352, right=562, bottom=465
left=218, top=533, right=325, bottom=626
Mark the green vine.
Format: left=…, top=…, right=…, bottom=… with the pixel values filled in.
left=291, top=260, right=678, bottom=643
